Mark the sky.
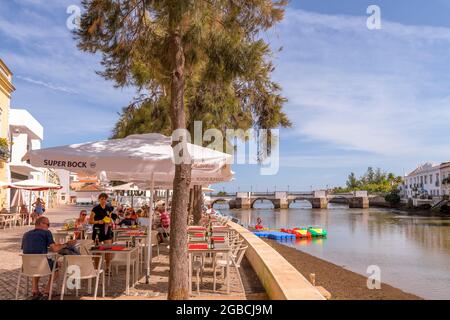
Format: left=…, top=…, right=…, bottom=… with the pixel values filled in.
left=1, top=0, right=450, bottom=192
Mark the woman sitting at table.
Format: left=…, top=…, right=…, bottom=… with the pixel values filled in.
left=128, top=209, right=137, bottom=221
left=74, top=210, right=88, bottom=239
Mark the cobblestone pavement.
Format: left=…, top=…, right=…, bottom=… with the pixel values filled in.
left=0, top=205, right=265, bottom=300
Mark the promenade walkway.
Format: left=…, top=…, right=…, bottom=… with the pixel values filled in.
left=0, top=205, right=266, bottom=300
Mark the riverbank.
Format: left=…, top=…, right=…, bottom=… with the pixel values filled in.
left=263, top=239, right=423, bottom=300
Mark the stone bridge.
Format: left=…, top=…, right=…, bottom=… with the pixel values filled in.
left=207, top=191, right=371, bottom=209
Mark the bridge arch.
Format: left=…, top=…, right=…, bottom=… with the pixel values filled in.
left=251, top=197, right=275, bottom=209
left=288, top=197, right=314, bottom=208
left=211, top=198, right=230, bottom=208
left=326, top=196, right=351, bottom=208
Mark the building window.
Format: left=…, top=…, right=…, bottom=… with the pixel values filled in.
left=420, top=176, right=423, bottom=184
left=430, top=175, right=433, bottom=184
left=424, top=175, right=427, bottom=184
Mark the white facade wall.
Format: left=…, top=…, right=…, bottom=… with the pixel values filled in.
left=55, top=169, right=71, bottom=204
left=10, top=132, right=28, bottom=164
left=405, top=163, right=442, bottom=198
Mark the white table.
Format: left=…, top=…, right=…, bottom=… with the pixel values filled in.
left=90, top=246, right=139, bottom=295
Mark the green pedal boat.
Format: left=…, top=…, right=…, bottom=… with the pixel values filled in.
left=302, top=227, right=327, bottom=237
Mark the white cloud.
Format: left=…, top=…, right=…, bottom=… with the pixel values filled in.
left=271, top=9, right=450, bottom=159
left=16, top=76, right=78, bottom=94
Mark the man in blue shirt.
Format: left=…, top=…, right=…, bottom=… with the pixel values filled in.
left=22, top=216, right=76, bottom=300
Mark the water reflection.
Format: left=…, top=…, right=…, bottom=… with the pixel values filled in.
left=219, top=204, right=450, bottom=299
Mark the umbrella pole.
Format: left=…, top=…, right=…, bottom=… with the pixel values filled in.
left=145, top=173, right=154, bottom=284
left=165, top=189, right=169, bottom=212
left=28, top=190, right=32, bottom=226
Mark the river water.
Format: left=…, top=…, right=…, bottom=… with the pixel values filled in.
left=214, top=201, right=450, bottom=300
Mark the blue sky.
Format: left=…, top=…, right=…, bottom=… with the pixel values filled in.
left=1, top=0, right=450, bottom=192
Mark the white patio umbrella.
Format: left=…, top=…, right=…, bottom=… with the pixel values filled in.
left=9, top=179, right=62, bottom=225
left=23, top=133, right=232, bottom=177
left=23, top=133, right=233, bottom=284
left=0, top=181, right=11, bottom=189
left=110, top=182, right=142, bottom=207
left=10, top=179, right=62, bottom=190
left=10, top=188, right=26, bottom=210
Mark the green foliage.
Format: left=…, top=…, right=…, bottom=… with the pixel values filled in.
left=0, top=138, right=10, bottom=161
left=385, top=189, right=401, bottom=205
left=76, top=0, right=291, bottom=156
left=216, top=191, right=227, bottom=196
left=335, top=167, right=403, bottom=194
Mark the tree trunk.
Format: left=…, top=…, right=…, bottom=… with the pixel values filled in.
left=193, top=185, right=203, bottom=225
left=188, top=188, right=194, bottom=224
left=167, top=28, right=191, bottom=300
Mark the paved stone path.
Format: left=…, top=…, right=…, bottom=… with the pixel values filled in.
left=0, top=205, right=265, bottom=300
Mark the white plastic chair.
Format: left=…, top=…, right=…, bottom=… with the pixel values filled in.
left=16, top=254, right=58, bottom=300
left=53, top=233, right=69, bottom=244
left=109, top=247, right=139, bottom=286
left=60, top=255, right=105, bottom=300
left=12, top=213, right=23, bottom=227
left=213, top=245, right=248, bottom=292
left=191, top=256, right=205, bottom=295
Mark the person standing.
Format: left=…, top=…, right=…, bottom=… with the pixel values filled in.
left=31, top=198, right=45, bottom=223
left=89, top=193, right=114, bottom=271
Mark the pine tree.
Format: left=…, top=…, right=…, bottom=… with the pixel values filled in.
left=75, top=0, right=288, bottom=299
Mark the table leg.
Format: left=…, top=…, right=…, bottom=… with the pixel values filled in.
left=126, top=253, right=130, bottom=295
left=188, top=253, right=192, bottom=295
left=134, top=248, right=139, bottom=286
left=226, top=251, right=230, bottom=294
left=213, top=252, right=217, bottom=292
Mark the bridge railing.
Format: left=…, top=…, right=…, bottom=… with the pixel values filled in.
left=289, top=192, right=314, bottom=196
left=209, top=193, right=236, bottom=197
left=250, top=192, right=276, bottom=197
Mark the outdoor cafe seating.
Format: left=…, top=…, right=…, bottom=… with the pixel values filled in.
left=186, top=213, right=248, bottom=296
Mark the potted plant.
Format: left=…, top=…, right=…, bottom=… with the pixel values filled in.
left=0, top=138, right=10, bottom=161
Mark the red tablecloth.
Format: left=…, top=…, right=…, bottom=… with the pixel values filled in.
left=97, top=246, right=126, bottom=251
left=188, top=243, right=208, bottom=250
left=210, top=237, right=225, bottom=242
left=188, top=226, right=207, bottom=231
left=192, top=233, right=206, bottom=237
left=121, top=232, right=145, bottom=236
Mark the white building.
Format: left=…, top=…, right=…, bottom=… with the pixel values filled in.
left=8, top=109, right=44, bottom=182
left=7, top=109, right=45, bottom=209
left=7, top=109, right=68, bottom=209
left=404, top=162, right=450, bottom=199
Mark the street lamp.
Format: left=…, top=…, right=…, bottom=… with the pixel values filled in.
left=287, top=185, right=290, bottom=193
left=274, top=185, right=277, bottom=192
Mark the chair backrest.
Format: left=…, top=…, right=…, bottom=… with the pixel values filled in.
left=151, top=230, right=159, bottom=246
left=53, top=233, right=68, bottom=244
left=64, top=255, right=100, bottom=278
left=222, top=217, right=230, bottom=226
left=21, top=254, right=53, bottom=276
left=78, top=240, right=94, bottom=255
left=234, top=245, right=248, bottom=267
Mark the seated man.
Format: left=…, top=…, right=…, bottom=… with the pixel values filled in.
left=119, top=212, right=134, bottom=227
left=21, top=216, right=77, bottom=300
